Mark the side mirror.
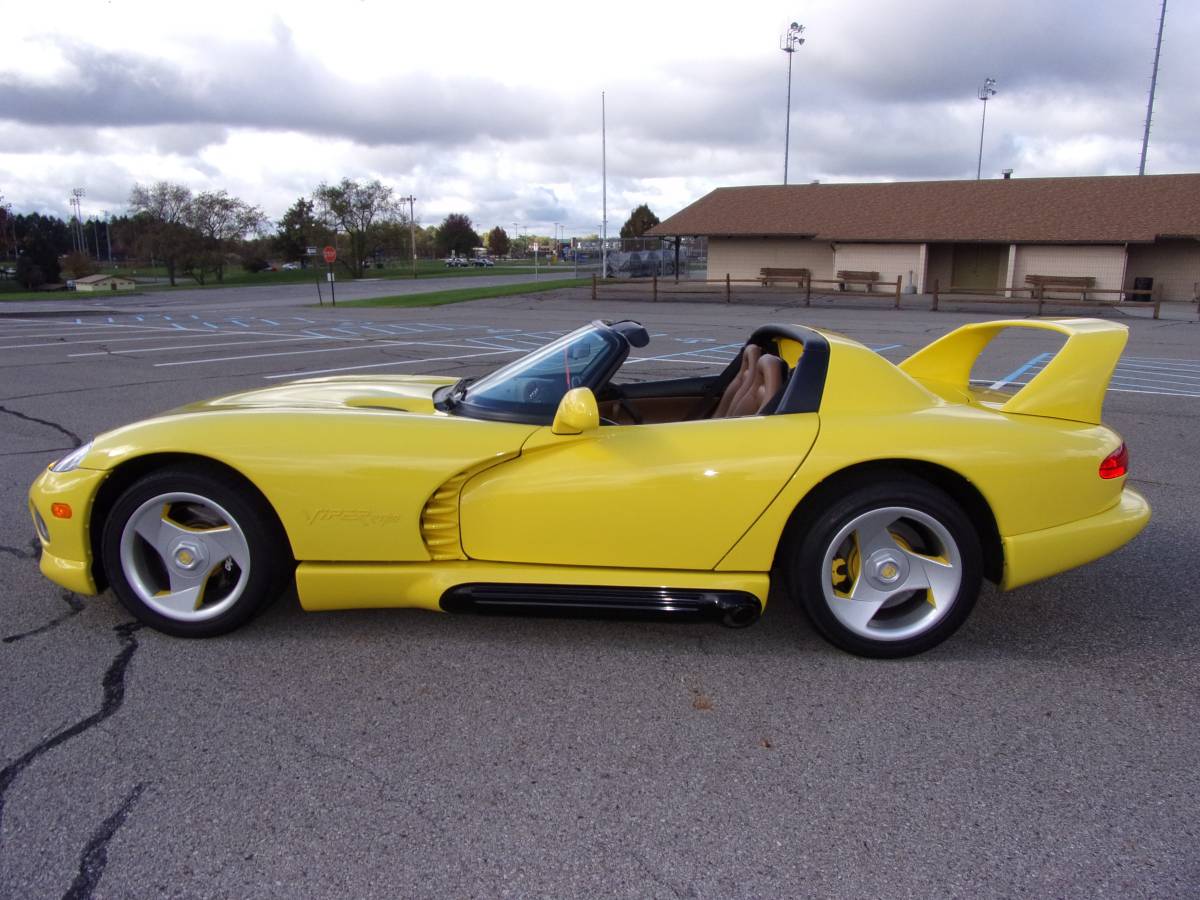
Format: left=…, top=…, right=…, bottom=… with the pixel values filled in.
left=551, top=387, right=599, bottom=435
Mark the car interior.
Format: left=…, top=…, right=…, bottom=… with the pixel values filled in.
left=597, top=330, right=796, bottom=425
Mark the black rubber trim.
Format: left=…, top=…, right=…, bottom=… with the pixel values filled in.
left=440, top=583, right=761, bottom=628
left=747, top=323, right=830, bottom=414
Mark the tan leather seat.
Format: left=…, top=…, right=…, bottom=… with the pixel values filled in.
left=714, top=348, right=788, bottom=418
left=712, top=345, right=761, bottom=418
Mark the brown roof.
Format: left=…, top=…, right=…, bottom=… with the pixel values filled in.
left=74, top=274, right=133, bottom=283
left=648, top=174, right=1200, bottom=244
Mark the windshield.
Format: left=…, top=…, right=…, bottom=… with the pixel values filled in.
left=454, top=323, right=623, bottom=423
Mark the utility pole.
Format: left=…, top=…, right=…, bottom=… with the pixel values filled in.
left=976, top=78, right=997, bottom=180
left=399, top=195, right=417, bottom=277
left=1139, top=0, right=1168, bottom=175
left=780, top=22, right=805, bottom=185
left=104, top=211, right=113, bottom=264
left=601, top=91, right=608, bottom=279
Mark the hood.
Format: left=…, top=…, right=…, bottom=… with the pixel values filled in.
left=175, top=375, right=458, bottom=415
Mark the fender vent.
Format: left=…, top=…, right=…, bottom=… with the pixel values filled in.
left=420, top=452, right=518, bottom=561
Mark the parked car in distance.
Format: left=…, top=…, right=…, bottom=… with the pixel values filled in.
left=472, top=257, right=495, bottom=267
left=444, top=257, right=469, bottom=268
left=281, top=262, right=301, bottom=270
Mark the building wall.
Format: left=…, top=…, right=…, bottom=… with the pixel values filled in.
left=1011, top=245, right=1126, bottom=293
left=707, top=238, right=835, bottom=281
left=1124, top=240, right=1200, bottom=302
left=833, top=243, right=923, bottom=290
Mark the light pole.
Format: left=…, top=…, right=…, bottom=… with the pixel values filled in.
left=1139, top=0, right=1168, bottom=175
left=780, top=21, right=805, bottom=185
left=976, top=77, right=997, bottom=180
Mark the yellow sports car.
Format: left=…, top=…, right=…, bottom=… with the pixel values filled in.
left=28, top=317, right=1149, bottom=658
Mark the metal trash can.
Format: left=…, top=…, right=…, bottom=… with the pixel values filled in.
left=1132, top=276, right=1153, bottom=301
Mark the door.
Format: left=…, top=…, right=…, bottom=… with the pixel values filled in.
left=458, top=414, right=820, bottom=571
left=951, top=243, right=1007, bottom=290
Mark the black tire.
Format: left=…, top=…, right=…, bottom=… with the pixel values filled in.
left=783, top=475, right=982, bottom=658
left=100, top=465, right=291, bottom=637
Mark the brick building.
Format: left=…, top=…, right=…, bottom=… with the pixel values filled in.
left=649, top=174, right=1200, bottom=302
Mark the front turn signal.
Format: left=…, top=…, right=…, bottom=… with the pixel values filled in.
left=50, top=503, right=73, bottom=519
left=1099, top=444, right=1129, bottom=480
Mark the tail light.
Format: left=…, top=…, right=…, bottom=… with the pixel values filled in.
left=1099, top=443, right=1129, bottom=480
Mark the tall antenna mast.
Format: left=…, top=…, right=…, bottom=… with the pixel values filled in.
left=1139, top=0, right=1168, bottom=176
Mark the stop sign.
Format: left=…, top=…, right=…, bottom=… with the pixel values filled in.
left=322, top=246, right=337, bottom=264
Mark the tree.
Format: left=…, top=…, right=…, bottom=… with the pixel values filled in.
left=13, top=212, right=70, bottom=287
left=313, top=179, right=401, bottom=276
left=129, top=182, right=195, bottom=285
left=437, top=214, right=481, bottom=257
left=486, top=226, right=510, bottom=258
left=63, top=251, right=98, bottom=279
left=274, top=197, right=330, bottom=267
left=186, top=190, right=267, bottom=283
left=619, top=204, right=661, bottom=241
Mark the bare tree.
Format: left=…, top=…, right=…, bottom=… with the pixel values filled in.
left=187, top=190, right=268, bottom=282
left=312, top=179, right=402, bottom=276
left=129, top=182, right=194, bottom=285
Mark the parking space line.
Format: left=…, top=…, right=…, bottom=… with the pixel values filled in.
left=153, top=339, right=490, bottom=367
left=263, top=348, right=525, bottom=380
left=70, top=335, right=335, bottom=357
left=990, top=352, right=1053, bottom=390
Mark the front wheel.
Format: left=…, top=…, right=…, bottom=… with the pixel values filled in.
left=100, top=466, right=291, bottom=637
left=784, top=477, right=982, bottom=658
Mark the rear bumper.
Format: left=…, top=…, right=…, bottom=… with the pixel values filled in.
left=1000, top=486, right=1150, bottom=591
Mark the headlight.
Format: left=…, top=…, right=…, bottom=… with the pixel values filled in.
left=50, top=440, right=94, bottom=473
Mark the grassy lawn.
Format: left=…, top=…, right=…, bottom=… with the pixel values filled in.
left=0, top=259, right=569, bottom=301
left=341, top=278, right=590, bottom=308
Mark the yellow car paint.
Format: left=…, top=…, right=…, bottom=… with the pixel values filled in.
left=1000, top=487, right=1150, bottom=590
left=461, top=413, right=819, bottom=570
left=899, top=318, right=1127, bottom=424
left=29, top=467, right=106, bottom=594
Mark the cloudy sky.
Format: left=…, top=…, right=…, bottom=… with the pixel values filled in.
left=1, top=0, right=1196, bottom=237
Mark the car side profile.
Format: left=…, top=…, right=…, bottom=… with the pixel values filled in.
left=29, top=318, right=1148, bottom=657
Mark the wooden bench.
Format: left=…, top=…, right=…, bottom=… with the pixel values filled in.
left=837, top=270, right=880, bottom=292
left=1024, top=274, right=1095, bottom=300
left=930, top=279, right=1160, bottom=319
left=759, top=267, right=810, bottom=287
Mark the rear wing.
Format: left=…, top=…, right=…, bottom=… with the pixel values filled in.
left=898, top=318, right=1128, bottom=424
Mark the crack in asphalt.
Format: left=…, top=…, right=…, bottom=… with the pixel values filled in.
left=0, top=405, right=82, bottom=447
left=0, top=622, right=142, bottom=845
left=0, top=539, right=38, bottom=561
left=61, top=783, right=146, bottom=900
left=3, top=592, right=86, bottom=644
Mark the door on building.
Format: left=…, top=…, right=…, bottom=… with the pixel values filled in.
left=951, top=243, right=1007, bottom=291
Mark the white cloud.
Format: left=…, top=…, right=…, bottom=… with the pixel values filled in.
left=1, top=0, right=1196, bottom=234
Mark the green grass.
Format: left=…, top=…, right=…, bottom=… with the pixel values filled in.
left=342, top=277, right=590, bottom=308
left=0, top=258, right=570, bottom=301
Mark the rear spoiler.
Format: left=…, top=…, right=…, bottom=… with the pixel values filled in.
left=898, top=318, right=1128, bottom=424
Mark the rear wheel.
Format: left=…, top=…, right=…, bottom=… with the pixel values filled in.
left=100, top=466, right=290, bottom=637
left=784, top=477, right=982, bottom=658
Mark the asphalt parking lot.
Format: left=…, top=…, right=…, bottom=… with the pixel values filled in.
left=1, top=285, right=1198, bottom=898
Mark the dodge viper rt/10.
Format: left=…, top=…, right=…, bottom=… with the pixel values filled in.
left=29, top=318, right=1149, bottom=657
